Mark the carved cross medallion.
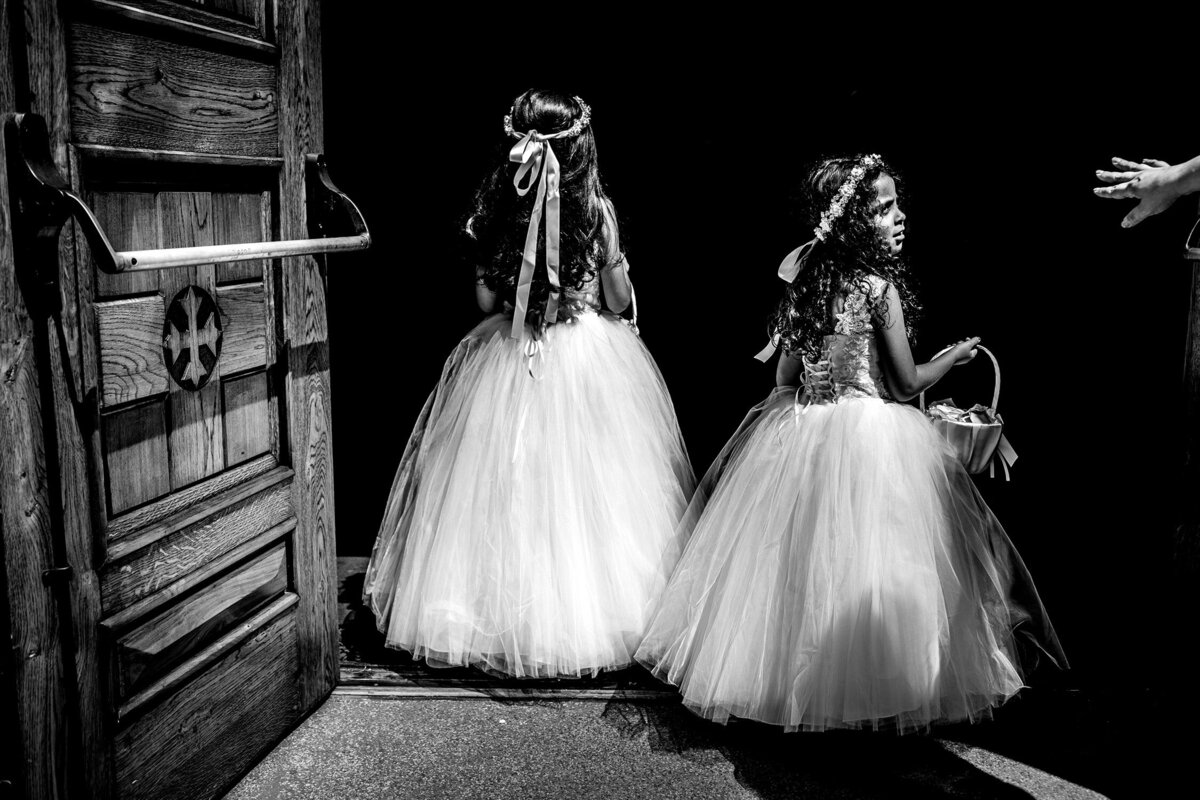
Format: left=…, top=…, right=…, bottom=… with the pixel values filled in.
left=162, top=285, right=223, bottom=391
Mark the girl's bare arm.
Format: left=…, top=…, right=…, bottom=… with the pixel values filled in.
left=874, top=283, right=977, bottom=402
left=598, top=199, right=632, bottom=313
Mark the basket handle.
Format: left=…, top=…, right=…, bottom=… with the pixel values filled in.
left=919, top=344, right=1000, bottom=413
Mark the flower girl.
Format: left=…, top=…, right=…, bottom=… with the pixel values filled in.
left=363, top=90, right=695, bottom=678
left=636, top=155, right=1065, bottom=731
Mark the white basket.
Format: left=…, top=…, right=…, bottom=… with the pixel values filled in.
left=920, top=345, right=1014, bottom=478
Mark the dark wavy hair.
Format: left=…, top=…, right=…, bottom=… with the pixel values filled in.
left=769, top=155, right=921, bottom=360
left=466, top=89, right=619, bottom=316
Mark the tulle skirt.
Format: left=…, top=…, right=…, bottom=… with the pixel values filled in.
left=635, top=387, right=1065, bottom=732
left=363, top=309, right=695, bottom=678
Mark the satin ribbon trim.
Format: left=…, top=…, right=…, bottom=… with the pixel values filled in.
left=523, top=336, right=545, bottom=381
left=754, top=335, right=781, bottom=363
left=509, top=131, right=562, bottom=341
left=755, top=238, right=820, bottom=360
left=988, top=433, right=1018, bottom=481
left=777, top=238, right=818, bottom=284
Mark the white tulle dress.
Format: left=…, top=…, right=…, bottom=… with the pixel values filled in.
left=363, top=275, right=695, bottom=678
left=635, top=276, right=1065, bottom=732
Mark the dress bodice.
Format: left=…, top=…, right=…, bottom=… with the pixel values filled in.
left=802, top=276, right=892, bottom=402
left=501, top=270, right=603, bottom=326
left=560, top=272, right=602, bottom=319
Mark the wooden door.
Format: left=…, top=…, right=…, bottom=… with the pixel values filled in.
left=1, top=2, right=338, bottom=798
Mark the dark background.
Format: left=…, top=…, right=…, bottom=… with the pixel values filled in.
left=318, top=20, right=1195, bottom=697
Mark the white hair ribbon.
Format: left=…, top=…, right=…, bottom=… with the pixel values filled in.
left=755, top=154, right=882, bottom=362
left=508, top=131, right=562, bottom=341
left=753, top=239, right=819, bottom=362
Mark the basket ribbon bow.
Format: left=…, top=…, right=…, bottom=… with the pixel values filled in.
left=509, top=131, right=561, bottom=342
left=991, top=434, right=1018, bottom=481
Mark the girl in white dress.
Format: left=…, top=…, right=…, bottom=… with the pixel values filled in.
left=363, top=90, right=695, bottom=678
left=636, top=154, right=1065, bottom=731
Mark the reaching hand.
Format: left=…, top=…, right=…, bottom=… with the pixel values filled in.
left=1094, top=157, right=1180, bottom=228
left=950, top=337, right=981, bottom=366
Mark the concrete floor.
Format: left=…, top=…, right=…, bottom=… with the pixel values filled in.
left=219, top=558, right=1183, bottom=799
left=224, top=691, right=1108, bottom=800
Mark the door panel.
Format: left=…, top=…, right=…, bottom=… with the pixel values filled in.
left=97, top=295, right=171, bottom=406
left=103, top=400, right=171, bottom=515
left=114, top=539, right=289, bottom=699
left=109, top=0, right=273, bottom=43
left=157, top=191, right=227, bottom=488
left=113, top=606, right=300, bottom=800
left=104, top=452, right=278, bottom=541
left=1, top=1, right=338, bottom=797
left=101, top=468, right=295, bottom=615
left=91, top=191, right=159, bottom=296
left=213, top=192, right=270, bottom=284
left=215, top=282, right=269, bottom=374
left=68, top=22, right=278, bottom=157
left=222, top=370, right=271, bottom=465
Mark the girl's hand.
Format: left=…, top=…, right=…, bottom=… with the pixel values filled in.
left=950, top=337, right=981, bottom=366
left=1094, top=157, right=1181, bottom=228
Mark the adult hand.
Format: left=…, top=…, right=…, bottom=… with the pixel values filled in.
left=1094, top=157, right=1180, bottom=228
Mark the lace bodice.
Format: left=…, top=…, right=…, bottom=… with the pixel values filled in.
left=501, top=269, right=603, bottom=326
left=560, top=272, right=602, bottom=319
left=802, top=276, right=892, bottom=402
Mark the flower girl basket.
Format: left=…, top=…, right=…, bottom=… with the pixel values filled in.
left=919, top=345, right=1018, bottom=480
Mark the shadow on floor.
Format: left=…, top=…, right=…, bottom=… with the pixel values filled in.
left=594, top=700, right=1045, bottom=799
left=338, top=559, right=666, bottom=691
left=336, top=558, right=1178, bottom=799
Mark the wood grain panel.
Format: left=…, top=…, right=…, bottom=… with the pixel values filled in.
left=20, top=4, right=116, bottom=797
left=104, top=518, right=294, bottom=633
left=222, top=371, right=269, bottom=466
left=114, top=607, right=299, bottom=800
left=213, top=192, right=270, bottom=283
left=76, top=144, right=282, bottom=167
left=0, top=84, right=74, bottom=800
left=209, top=0, right=264, bottom=30
left=69, top=22, right=278, bottom=157
left=106, top=452, right=276, bottom=539
left=90, top=190, right=160, bottom=297
left=89, top=0, right=270, bottom=42
left=68, top=145, right=111, bottom=556
left=116, top=593, right=296, bottom=724
left=116, top=542, right=287, bottom=698
left=101, top=473, right=293, bottom=614
left=0, top=42, right=22, bottom=753
left=97, top=295, right=169, bottom=407
left=159, top=192, right=225, bottom=488
left=279, top=0, right=337, bottom=713
left=0, top=533, right=21, bottom=795
left=216, top=282, right=266, bottom=374
left=104, top=401, right=170, bottom=514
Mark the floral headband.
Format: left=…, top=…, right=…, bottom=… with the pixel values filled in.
left=775, top=153, right=884, bottom=284
left=814, top=154, right=882, bottom=242
left=503, top=96, right=593, bottom=346
left=753, top=154, right=884, bottom=363
left=504, top=97, right=592, bottom=141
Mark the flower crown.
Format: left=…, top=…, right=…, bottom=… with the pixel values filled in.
left=814, top=154, right=883, bottom=241
left=503, top=96, right=592, bottom=141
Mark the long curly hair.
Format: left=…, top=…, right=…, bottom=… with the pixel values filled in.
left=466, top=89, right=619, bottom=316
left=769, top=155, right=921, bottom=360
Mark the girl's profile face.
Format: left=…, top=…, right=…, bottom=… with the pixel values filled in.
left=872, top=173, right=906, bottom=255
